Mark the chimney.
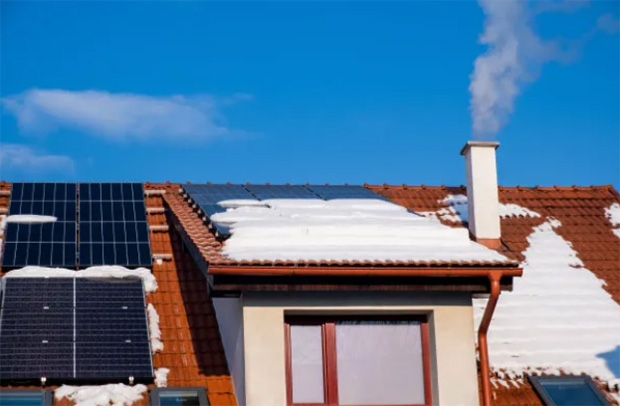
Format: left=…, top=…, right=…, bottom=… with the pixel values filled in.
left=460, top=141, right=501, bottom=249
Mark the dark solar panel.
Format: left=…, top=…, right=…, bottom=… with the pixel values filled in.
left=243, top=184, right=319, bottom=200
left=0, top=277, right=153, bottom=382
left=0, top=278, right=74, bottom=380
left=306, top=185, right=389, bottom=200
left=78, top=183, right=152, bottom=268
left=183, top=184, right=258, bottom=204
left=182, top=184, right=261, bottom=237
left=75, top=278, right=153, bottom=380
left=1, top=183, right=77, bottom=268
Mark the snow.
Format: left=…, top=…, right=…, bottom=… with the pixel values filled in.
left=437, top=194, right=540, bottom=223
left=4, top=214, right=57, bottom=223
left=1, top=266, right=158, bottom=294
left=218, top=199, right=268, bottom=209
left=147, top=303, right=163, bottom=354
left=605, top=203, right=620, bottom=239
left=212, top=198, right=508, bottom=262
left=473, top=219, right=620, bottom=386
left=55, top=384, right=147, bottom=406
left=154, top=367, right=170, bottom=387
left=605, top=203, right=620, bottom=226
left=499, top=203, right=541, bottom=219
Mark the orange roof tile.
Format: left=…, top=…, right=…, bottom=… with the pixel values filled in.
left=370, top=184, right=620, bottom=405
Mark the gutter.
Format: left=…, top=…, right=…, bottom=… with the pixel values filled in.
left=209, top=265, right=522, bottom=278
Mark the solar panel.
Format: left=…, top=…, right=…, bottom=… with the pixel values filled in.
left=306, top=185, right=389, bottom=200
left=79, top=183, right=152, bottom=268
left=1, top=183, right=77, bottom=268
left=75, top=278, right=152, bottom=380
left=0, top=277, right=153, bottom=382
left=243, top=184, right=319, bottom=200
left=0, top=278, right=74, bottom=379
left=182, top=184, right=260, bottom=236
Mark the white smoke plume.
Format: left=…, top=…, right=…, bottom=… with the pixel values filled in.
left=469, top=0, right=619, bottom=139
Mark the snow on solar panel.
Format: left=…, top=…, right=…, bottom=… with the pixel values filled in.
left=182, top=184, right=261, bottom=237
left=1, top=183, right=77, bottom=268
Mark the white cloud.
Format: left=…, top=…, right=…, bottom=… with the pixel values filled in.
left=0, top=143, right=74, bottom=173
left=2, top=89, right=251, bottom=142
left=597, top=13, right=620, bottom=34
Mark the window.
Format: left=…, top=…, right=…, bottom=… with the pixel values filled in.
left=528, top=375, right=611, bottom=406
left=284, top=316, right=432, bottom=406
left=149, top=387, right=210, bottom=406
left=0, top=390, right=53, bottom=406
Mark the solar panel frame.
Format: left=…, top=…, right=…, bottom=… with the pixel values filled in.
left=78, top=183, right=152, bottom=268
left=1, top=183, right=78, bottom=268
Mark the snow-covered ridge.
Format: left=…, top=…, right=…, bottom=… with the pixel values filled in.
left=212, top=198, right=508, bottom=262
left=605, top=203, right=620, bottom=239
left=55, top=383, right=147, bottom=406
left=473, top=219, right=620, bottom=386
left=1, top=266, right=158, bottom=294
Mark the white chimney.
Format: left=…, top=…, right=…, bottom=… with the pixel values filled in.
left=460, top=141, right=501, bottom=249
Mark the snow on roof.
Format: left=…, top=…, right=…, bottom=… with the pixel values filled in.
left=211, top=198, right=508, bottom=262
left=436, top=194, right=540, bottom=223
left=55, top=383, right=147, bottom=406
left=4, top=214, right=57, bottom=223
left=1, top=266, right=158, bottom=294
left=605, top=203, right=620, bottom=239
left=473, top=219, right=620, bottom=386
left=147, top=303, right=163, bottom=354
left=154, top=367, right=170, bottom=388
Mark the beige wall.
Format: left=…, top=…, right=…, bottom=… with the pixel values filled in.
left=241, top=291, right=479, bottom=406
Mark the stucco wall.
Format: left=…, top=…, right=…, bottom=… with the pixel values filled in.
left=241, top=291, right=479, bottom=406
left=213, top=297, right=246, bottom=405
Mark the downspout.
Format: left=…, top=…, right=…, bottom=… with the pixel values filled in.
left=478, top=272, right=502, bottom=406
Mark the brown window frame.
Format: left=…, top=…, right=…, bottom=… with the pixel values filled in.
left=284, top=315, right=433, bottom=406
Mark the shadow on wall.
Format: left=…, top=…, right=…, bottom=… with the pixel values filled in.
left=597, top=346, right=620, bottom=378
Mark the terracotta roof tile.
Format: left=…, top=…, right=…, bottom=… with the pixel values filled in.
left=370, top=184, right=620, bottom=405
left=369, top=184, right=620, bottom=303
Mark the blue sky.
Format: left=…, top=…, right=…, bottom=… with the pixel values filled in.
left=1, top=1, right=618, bottom=188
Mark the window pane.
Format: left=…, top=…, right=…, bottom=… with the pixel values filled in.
left=0, top=391, right=45, bottom=406
left=539, top=379, right=606, bottom=406
left=159, top=390, right=201, bottom=406
left=290, top=325, right=325, bottom=403
left=336, top=321, right=425, bottom=405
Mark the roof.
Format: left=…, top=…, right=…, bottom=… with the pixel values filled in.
left=1, top=181, right=619, bottom=405
left=168, top=182, right=519, bottom=269
left=369, top=184, right=620, bottom=303
left=369, top=184, right=620, bottom=405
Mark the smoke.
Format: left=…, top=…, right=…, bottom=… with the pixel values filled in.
left=469, top=0, right=619, bottom=139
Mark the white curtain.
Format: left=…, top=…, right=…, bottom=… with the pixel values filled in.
left=290, top=325, right=325, bottom=403
left=335, top=321, right=425, bottom=405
